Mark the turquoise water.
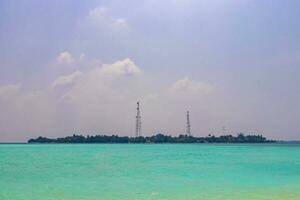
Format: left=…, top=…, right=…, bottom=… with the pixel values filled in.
left=1, top=144, right=300, bottom=200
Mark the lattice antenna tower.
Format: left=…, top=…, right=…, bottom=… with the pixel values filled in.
left=186, top=110, right=192, bottom=136
left=135, top=101, right=142, bottom=137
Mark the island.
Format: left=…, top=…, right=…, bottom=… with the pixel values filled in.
left=28, top=133, right=275, bottom=144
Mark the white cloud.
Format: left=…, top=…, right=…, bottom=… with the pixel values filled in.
left=79, top=53, right=85, bottom=61
left=100, top=58, right=143, bottom=77
left=55, top=58, right=142, bottom=104
left=0, top=84, right=21, bottom=97
left=87, top=6, right=129, bottom=30
left=52, top=58, right=142, bottom=100
left=88, top=6, right=107, bottom=19
left=170, top=77, right=213, bottom=95
left=52, top=71, right=83, bottom=89
left=113, top=18, right=129, bottom=29
left=56, top=51, right=74, bottom=64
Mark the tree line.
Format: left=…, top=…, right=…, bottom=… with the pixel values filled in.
left=28, top=133, right=275, bottom=144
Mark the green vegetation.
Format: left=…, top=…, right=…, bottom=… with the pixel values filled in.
left=28, top=133, right=274, bottom=143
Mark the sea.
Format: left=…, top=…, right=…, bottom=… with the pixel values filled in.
left=1, top=144, right=300, bottom=200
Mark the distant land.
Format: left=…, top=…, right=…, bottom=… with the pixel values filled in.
left=28, top=133, right=275, bottom=144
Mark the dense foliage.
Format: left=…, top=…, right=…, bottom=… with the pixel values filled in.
left=28, top=133, right=274, bottom=143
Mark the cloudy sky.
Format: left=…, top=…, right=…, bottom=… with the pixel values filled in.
left=0, top=0, right=300, bottom=142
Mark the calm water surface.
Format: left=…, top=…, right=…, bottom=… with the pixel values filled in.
left=1, top=144, right=300, bottom=200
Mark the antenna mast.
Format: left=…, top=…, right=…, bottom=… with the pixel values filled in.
left=186, top=110, right=191, bottom=136
left=135, top=101, right=142, bottom=137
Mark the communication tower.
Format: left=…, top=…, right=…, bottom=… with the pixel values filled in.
left=135, top=101, right=142, bottom=137
left=186, top=111, right=192, bottom=136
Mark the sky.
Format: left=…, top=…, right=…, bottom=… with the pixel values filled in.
left=0, top=0, right=300, bottom=142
